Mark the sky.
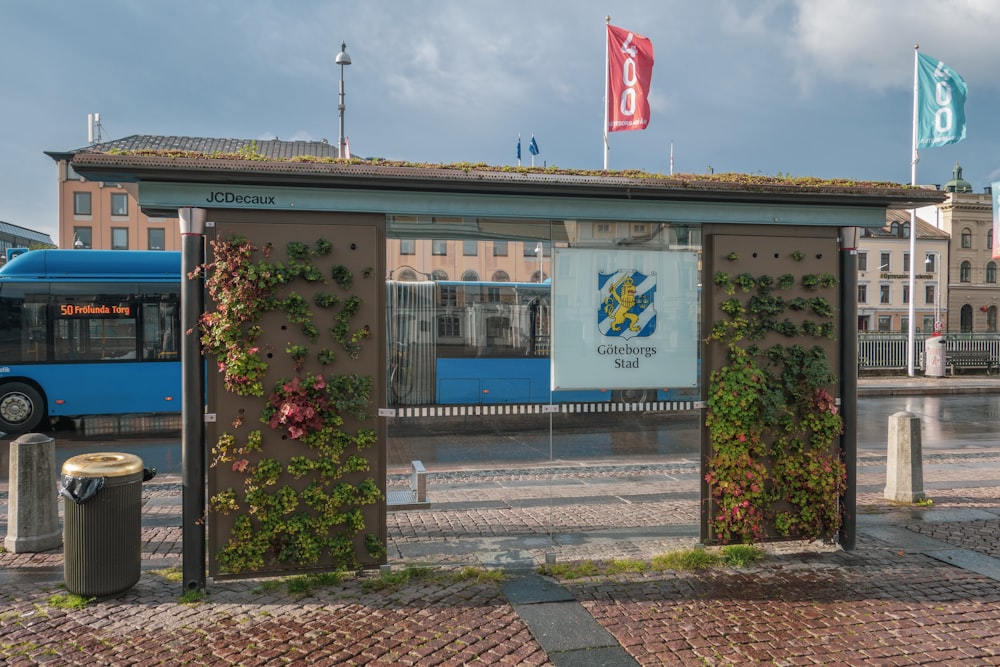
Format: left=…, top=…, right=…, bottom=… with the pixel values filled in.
left=3, top=0, right=1000, bottom=244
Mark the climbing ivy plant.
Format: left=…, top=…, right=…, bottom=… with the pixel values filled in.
left=705, top=258, right=847, bottom=545
left=201, top=237, right=384, bottom=575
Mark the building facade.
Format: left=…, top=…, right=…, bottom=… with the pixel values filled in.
left=932, top=165, right=999, bottom=332
left=856, top=211, right=949, bottom=333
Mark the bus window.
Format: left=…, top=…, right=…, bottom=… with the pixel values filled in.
left=142, top=301, right=179, bottom=359
left=54, top=311, right=137, bottom=361
left=23, top=303, right=48, bottom=362
left=0, top=284, right=47, bottom=363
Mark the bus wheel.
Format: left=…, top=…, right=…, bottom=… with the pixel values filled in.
left=614, top=389, right=648, bottom=404
left=0, top=382, right=45, bottom=434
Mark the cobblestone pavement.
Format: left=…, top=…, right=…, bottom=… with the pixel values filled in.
left=2, top=376, right=1000, bottom=665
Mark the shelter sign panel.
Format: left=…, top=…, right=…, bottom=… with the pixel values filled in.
left=551, top=248, right=698, bottom=390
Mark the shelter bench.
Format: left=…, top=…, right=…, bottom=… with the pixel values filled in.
left=946, top=350, right=999, bottom=375
left=387, top=460, right=430, bottom=511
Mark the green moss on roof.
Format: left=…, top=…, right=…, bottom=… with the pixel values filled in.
left=97, top=146, right=912, bottom=190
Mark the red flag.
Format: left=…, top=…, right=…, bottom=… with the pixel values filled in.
left=606, top=24, right=654, bottom=133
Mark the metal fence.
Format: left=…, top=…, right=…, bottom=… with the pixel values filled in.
left=858, top=332, right=1000, bottom=371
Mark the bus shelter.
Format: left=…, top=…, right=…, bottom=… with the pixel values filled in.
left=70, top=152, right=946, bottom=586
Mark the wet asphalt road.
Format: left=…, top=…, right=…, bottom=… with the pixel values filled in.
left=11, top=393, right=998, bottom=479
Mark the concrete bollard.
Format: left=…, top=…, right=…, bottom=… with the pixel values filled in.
left=884, top=411, right=926, bottom=503
left=4, top=433, right=62, bottom=553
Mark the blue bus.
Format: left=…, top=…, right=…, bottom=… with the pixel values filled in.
left=0, top=250, right=181, bottom=433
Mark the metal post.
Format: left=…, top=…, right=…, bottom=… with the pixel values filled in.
left=336, top=42, right=351, bottom=158
left=178, top=207, right=207, bottom=591
left=839, top=227, right=859, bottom=551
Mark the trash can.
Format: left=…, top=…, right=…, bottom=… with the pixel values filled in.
left=925, top=334, right=946, bottom=378
left=61, top=453, right=155, bottom=597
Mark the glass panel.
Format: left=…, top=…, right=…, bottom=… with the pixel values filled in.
left=385, top=216, right=703, bottom=552
left=73, top=192, right=91, bottom=216
left=111, top=192, right=128, bottom=216
left=73, top=227, right=92, bottom=249
left=148, top=228, right=166, bottom=250
left=111, top=227, right=129, bottom=250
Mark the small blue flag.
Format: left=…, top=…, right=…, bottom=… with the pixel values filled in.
left=528, top=136, right=539, bottom=156
left=516, top=135, right=521, bottom=160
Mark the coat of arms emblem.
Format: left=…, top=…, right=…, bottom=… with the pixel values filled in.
left=597, top=270, right=656, bottom=340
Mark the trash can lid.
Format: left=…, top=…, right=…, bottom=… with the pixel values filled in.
left=62, top=452, right=144, bottom=478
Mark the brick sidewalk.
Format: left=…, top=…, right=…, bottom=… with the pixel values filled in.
left=2, top=450, right=1000, bottom=664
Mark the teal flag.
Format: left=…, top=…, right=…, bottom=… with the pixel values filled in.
left=917, top=52, right=967, bottom=149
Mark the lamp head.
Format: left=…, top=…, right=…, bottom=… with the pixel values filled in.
left=335, top=42, right=351, bottom=66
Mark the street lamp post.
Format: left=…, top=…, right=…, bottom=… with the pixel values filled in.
left=925, top=252, right=941, bottom=333
left=534, top=242, right=543, bottom=282
left=335, top=42, right=351, bottom=158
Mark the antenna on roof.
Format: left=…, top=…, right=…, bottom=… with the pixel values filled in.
left=87, top=113, right=103, bottom=145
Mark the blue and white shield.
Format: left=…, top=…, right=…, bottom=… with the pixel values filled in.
left=597, top=270, right=656, bottom=340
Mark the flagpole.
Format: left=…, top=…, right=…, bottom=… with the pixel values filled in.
left=907, top=44, right=920, bottom=376
left=603, top=16, right=610, bottom=170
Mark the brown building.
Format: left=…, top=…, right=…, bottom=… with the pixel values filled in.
left=45, top=136, right=341, bottom=251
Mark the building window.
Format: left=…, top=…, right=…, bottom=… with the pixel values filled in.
left=961, top=304, right=973, bottom=332
left=990, top=306, right=998, bottom=333
left=961, top=228, right=972, bottom=248
left=925, top=284, right=935, bottom=305
left=879, top=284, right=890, bottom=304
left=492, top=269, right=510, bottom=281
left=903, top=252, right=910, bottom=273
left=902, top=223, right=910, bottom=238
left=988, top=262, right=997, bottom=284
left=110, top=192, right=128, bottom=217
left=857, top=252, right=868, bottom=271
left=960, top=260, right=972, bottom=283
left=858, top=284, right=867, bottom=303
left=990, top=229, right=994, bottom=250
left=148, top=228, right=165, bottom=250
left=877, top=316, right=892, bottom=332
left=880, top=252, right=890, bottom=272
left=400, top=239, right=415, bottom=255
left=431, top=269, right=449, bottom=280
left=461, top=270, right=480, bottom=281
left=463, top=240, right=478, bottom=256
left=439, top=284, right=457, bottom=307
left=432, top=240, right=447, bottom=256
left=595, top=223, right=613, bottom=237
left=72, top=226, right=92, bottom=249
left=111, top=227, right=129, bottom=250
left=902, top=285, right=909, bottom=304
left=73, top=192, right=92, bottom=216
left=493, top=241, right=508, bottom=257
left=437, top=315, right=460, bottom=338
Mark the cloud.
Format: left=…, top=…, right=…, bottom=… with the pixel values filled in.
left=784, top=0, right=1000, bottom=92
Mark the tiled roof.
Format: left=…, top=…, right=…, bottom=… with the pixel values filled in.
left=872, top=208, right=950, bottom=239
left=55, top=135, right=341, bottom=160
